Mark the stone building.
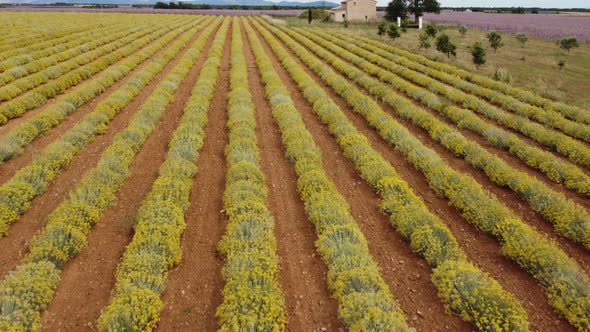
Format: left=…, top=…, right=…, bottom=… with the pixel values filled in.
left=328, top=0, right=377, bottom=22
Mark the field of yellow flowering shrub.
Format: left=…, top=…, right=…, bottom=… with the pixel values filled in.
left=0, top=11, right=588, bottom=332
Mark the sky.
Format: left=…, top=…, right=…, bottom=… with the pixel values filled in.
left=437, top=0, right=589, bottom=8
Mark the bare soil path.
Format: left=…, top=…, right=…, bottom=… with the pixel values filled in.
left=40, top=25, right=219, bottom=332
left=279, top=27, right=590, bottom=273
left=260, top=23, right=578, bottom=332
left=245, top=21, right=344, bottom=332
left=0, top=25, right=210, bottom=281
left=252, top=21, right=473, bottom=331
left=155, top=23, right=231, bottom=332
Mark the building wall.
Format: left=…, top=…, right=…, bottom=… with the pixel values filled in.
left=330, top=9, right=347, bottom=22
left=345, top=0, right=376, bottom=21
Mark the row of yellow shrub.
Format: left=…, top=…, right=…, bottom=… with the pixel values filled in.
left=329, top=30, right=590, bottom=168
left=0, top=23, right=124, bottom=72
left=255, top=19, right=529, bottom=332
left=0, top=18, right=220, bottom=332
left=0, top=21, right=183, bottom=124
left=0, top=18, right=210, bottom=238
left=266, top=23, right=590, bottom=331
left=0, top=25, right=160, bottom=102
left=245, top=19, right=413, bottom=331
left=348, top=33, right=590, bottom=126
left=293, top=27, right=590, bottom=248
left=0, top=17, right=203, bottom=164
left=0, top=20, right=103, bottom=60
left=97, top=17, right=228, bottom=332
left=0, top=24, right=136, bottom=85
left=330, top=30, right=590, bottom=144
left=0, top=21, right=173, bottom=104
left=309, top=28, right=590, bottom=197
left=216, top=19, right=287, bottom=332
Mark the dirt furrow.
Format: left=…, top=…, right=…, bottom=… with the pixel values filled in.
left=244, top=23, right=344, bottom=332
left=253, top=24, right=472, bottom=331
left=0, top=26, right=209, bottom=281
left=264, top=25, right=576, bottom=331
left=438, top=93, right=590, bottom=174
left=373, top=81, right=590, bottom=270
left=328, top=42, right=590, bottom=198
left=0, top=20, right=193, bottom=134
left=0, top=22, right=198, bottom=185
left=281, top=30, right=590, bottom=271
left=155, top=24, right=232, bottom=332
left=0, top=22, right=184, bottom=116
left=422, top=96, right=590, bottom=206
left=39, top=25, right=220, bottom=332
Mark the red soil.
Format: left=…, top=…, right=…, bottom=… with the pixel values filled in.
left=0, top=17, right=588, bottom=332
left=40, top=25, right=217, bottom=331
left=155, top=23, right=231, bottom=332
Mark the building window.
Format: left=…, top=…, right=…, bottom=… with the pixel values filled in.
left=353, top=1, right=356, bottom=4
left=342, top=13, right=345, bottom=18
left=365, top=15, right=368, bottom=19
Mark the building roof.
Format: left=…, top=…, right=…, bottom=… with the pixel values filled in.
left=329, top=5, right=344, bottom=12
left=339, top=0, right=376, bottom=3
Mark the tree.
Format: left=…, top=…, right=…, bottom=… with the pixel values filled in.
left=559, top=37, right=579, bottom=53
left=471, top=42, right=486, bottom=68
left=385, top=0, right=406, bottom=22
left=418, top=32, right=431, bottom=49
left=377, top=22, right=387, bottom=39
left=407, top=0, right=440, bottom=23
left=308, top=8, right=312, bottom=24
left=424, top=23, right=438, bottom=38
left=435, top=34, right=456, bottom=58
left=487, top=31, right=503, bottom=53
left=515, top=33, right=528, bottom=47
left=387, top=23, right=401, bottom=42
left=458, top=25, right=467, bottom=36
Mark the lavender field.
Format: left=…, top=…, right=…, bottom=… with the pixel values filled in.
left=422, top=11, right=590, bottom=42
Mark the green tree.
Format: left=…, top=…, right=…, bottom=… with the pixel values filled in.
left=559, top=36, right=580, bottom=53
left=487, top=31, right=503, bottom=53
left=471, top=41, right=486, bottom=68
left=418, top=32, right=431, bottom=49
left=435, top=34, right=456, bottom=57
left=385, top=0, right=407, bottom=21
left=424, top=23, right=438, bottom=38
left=515, top=33, right=528, bottom=47
left=377, top=22, right=387, bottom=38
left=308, top=8, right=312, bottom=24
left=387, top=23, right=402, bottom=42
left=407, top=0, right=440, bottom=23
left=458, top=25, right=467, bottom=36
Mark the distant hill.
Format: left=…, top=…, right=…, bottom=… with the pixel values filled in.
left=5, top=0, right=338, bottom=6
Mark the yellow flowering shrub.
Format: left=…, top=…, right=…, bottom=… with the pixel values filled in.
left=0, top=19, right=191, bottom=122
left=0, top=19, right=212, bottom=238
left=289, top=26, right=590, bottom=249
left=260, top=20, right=590, bottom=330
left=98, top=17, right=227, bottom=332
left=0, top=18, right=219, bottom=331
left=256, top=19, right=529, bottom=331
left=347, top=32, right=590, bottom=126
left=247, top=18, right=416, bottom=331
left=330, top=30, right=590, bottom=168
left=215, top=19, right=286, bottom=332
